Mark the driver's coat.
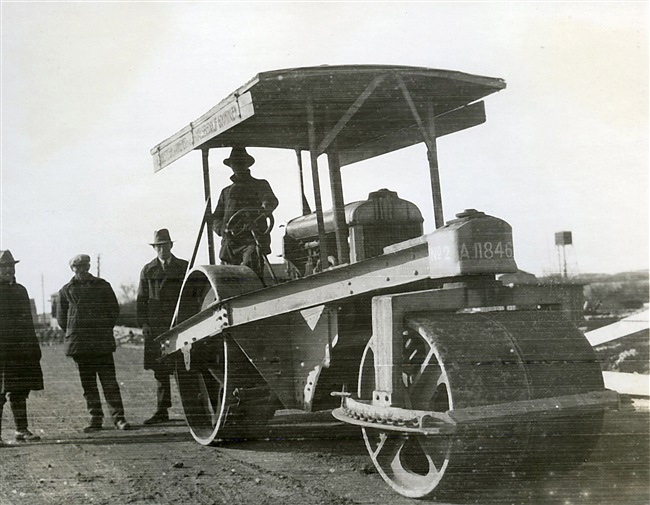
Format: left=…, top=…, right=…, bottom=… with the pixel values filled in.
left=212, top=172, right=278, bottom=259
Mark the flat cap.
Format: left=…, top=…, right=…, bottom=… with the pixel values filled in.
left=69, top=254, right=91, bottom=268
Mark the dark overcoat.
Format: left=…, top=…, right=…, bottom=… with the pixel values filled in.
left=0, top=281, right=44, bottom=393
left=212, top=173, right=278, bottom=260
left=136, top=255, right=188, bottom=370
left=57, top=275, right=120, bottom=357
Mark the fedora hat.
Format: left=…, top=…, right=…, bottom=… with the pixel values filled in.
left=69, top=254, right=91, bottom=268
left=0, top=250, right=19, bottom=265
left=223, top=147, right=255, bottom=168
left=150, top=229, right=174, bottom=245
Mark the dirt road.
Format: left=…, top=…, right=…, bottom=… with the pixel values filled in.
left=0, top=346, right=648, bottom=505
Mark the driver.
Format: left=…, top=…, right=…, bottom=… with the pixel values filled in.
left=212, top=147, right=278, bottom=279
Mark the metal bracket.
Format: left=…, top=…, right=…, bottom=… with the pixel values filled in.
left=181, top=344, right=192, bottom=372
left=333, top=396, right=456, bottom=435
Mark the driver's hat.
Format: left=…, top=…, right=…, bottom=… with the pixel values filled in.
left=0, top=250, right=19, bottom=265
left=224, top=147, right=255, bottom=168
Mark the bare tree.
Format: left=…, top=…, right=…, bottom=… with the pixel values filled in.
left=118, top=283, right=138, bottom=304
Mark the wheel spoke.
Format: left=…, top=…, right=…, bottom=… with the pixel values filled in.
left=414, top=432, right=450, bottom=474
left=367, top=429, right=448, bottom=494
left=372, top=432, right=407, bottom=468
left=408, top=350, right=444, bottom=407
left=202, top=368, right=225, bottom=418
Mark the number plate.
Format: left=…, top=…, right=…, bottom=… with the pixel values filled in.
left=428, top=215, right=518, bottom=276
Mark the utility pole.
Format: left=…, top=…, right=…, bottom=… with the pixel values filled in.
left=41, top=273, right=46, bottom=325
left=97, top=254, right=101, bottom=277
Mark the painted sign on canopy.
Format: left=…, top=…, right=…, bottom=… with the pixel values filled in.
left=151, top=91, right=255, bottom=172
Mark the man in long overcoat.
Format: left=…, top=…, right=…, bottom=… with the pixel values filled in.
left=137, top=229, right=188, bottom=424
left=0, top=250, right=43, bottom=444
left=58, top=254, right=130, bottom=432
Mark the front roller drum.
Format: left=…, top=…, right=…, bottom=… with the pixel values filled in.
left=358, top=311, right=606, bottom=498
left=171, top=265, right=275, bottom=445
left=174, top=336, right=275, bottom=445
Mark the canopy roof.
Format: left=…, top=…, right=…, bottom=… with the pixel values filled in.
left=151, top=65, right=506, bottom=172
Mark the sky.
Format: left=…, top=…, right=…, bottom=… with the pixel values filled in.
left=1, top=1, right=648, bottom=313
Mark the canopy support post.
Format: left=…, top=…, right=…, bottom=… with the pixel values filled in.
left=295, top=149, right=311, bottom=216
left=426, top=101, right=444, bottom=229
left=201, top=148, right=216, bottom=264
left=306, top=97, right=330, bottom=270
left=327, top=144, right=350, bottom=265
left=395, top=75, right=445, bottom=229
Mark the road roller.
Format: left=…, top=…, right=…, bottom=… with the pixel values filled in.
left=149, top=65, right=618, bottom=499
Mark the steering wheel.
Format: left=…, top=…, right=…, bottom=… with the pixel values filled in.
left=225, top=208, right=274, bottom=239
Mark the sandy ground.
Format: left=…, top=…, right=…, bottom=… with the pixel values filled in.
left=0, top=345, right=648, bottom=505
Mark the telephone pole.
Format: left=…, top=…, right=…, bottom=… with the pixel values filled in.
left=41, top=273, right=46, bottom=325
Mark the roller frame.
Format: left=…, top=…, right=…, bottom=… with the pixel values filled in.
left=333, top=389, right=619, bottom=434
left=331, top=286, right=617, bottom=437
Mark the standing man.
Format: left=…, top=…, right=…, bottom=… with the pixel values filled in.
left=212, top=147, right=278, bottom=279
left=0, top=250, right=43, bottom=444
left=137, top=229, right=188, bottom=425
left=57, top=254, right=130, bottom=432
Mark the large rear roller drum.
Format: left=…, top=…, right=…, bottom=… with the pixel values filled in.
left=172, top=266, right=276, bottom=445
left=478, top=311, right=606, bottom=477
left=358, top=311, right=605, bottom=498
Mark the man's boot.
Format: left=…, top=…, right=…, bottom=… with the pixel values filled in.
left=10, top=395, right=40, bottom=442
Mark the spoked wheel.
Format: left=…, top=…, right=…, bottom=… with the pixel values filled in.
left=174, top=337, right=231, bottom=445
left=358, top=311, right=607, bottom=498
left=175, top=335, right=274, bottom=445
left=172, top=266, right=275, bottom=445
left=358, top=336, right=454, bottom=498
